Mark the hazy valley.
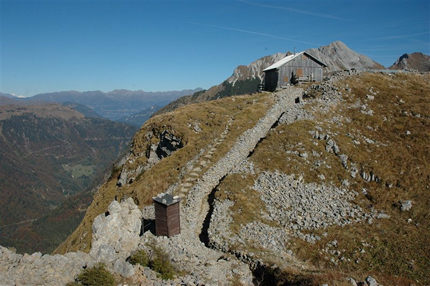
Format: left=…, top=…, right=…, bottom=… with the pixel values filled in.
left=0, top=103, right=138, bottom=253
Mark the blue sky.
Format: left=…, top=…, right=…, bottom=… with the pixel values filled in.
left=1, top=0, right=429, bottom=97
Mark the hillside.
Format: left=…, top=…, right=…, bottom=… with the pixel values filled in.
left=0, top=103, right=138, bottom=253
left=154, top=41, right=385, bottom=116
left=50, top=71, right=430, bottom=285
left=388, top=52, right=430, bottom=72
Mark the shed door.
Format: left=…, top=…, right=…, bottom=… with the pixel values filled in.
left=296, top=68, right=303, bottom=77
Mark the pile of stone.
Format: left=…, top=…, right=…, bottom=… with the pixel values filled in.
left=252, top=171, right=370, bottom=240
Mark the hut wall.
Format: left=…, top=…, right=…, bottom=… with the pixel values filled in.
left=154, top=201, right=181, bottom=237
left=277, top=54, right=323, bottom=87
left=166, top=203, right=180, bottom=237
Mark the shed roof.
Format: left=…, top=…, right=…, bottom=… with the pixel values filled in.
left=263, top=51, right=327, bottom=72
left=153, top=193, right=181, bottom=206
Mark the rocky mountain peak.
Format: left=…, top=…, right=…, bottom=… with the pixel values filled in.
left=388, top=52, right=430, bottom=72
left=306, top=40, right=385, bottom=72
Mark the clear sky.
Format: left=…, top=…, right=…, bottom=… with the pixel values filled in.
left=1, top=0, right=429, bottom=97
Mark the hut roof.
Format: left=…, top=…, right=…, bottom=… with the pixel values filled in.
left=263, top=51, right=327, bottom=72
left=153, top=193, right=181, bottom=206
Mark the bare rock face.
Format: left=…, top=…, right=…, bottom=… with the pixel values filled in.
left=117, top=129, right=184, bottom=187
left=227, top=53, right=286, bottom=84
left=388, top=52, right=430, bottom=72
left=307, top=41, right=385, bottom=73
left=90, top=198, right=142, bottom=262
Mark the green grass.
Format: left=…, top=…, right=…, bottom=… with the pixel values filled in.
left=68, top=263, right=115, bottom=286
left=62, top=164, right=96, bottom=178
left=129, top=242, right=176, bottom=280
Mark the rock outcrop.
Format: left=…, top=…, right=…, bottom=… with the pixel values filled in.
left=0, top=199, right=140, bottom=285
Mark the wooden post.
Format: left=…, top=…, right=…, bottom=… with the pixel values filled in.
left=153, top=193, right=181, bottom=237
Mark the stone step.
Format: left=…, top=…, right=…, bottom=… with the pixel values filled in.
left=192, top=167, right=202, bottom=172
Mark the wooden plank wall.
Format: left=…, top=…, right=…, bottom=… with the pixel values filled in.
left=154, top=202, right=168, bottom=236
left=154, top=201, right=181, bottom=237
left=277, top=54, right=323, bottom=86
left=166, top=203, right=180, bottom=237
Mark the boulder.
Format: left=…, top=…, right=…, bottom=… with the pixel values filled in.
left=90, top=198, right=142, bottom=260
left=400, top=200, right=412, bottom=211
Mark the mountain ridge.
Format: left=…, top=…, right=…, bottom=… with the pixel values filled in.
left=18, top=88, right=202, bottom=122
left=154, top=41, right=387, bottom=116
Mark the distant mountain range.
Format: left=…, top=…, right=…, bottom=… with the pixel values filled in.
left=3, top=89, right=201, bottom=126
left=0, top=103, right=138, bottom=253
left=27, top=89, right=201, bottom=121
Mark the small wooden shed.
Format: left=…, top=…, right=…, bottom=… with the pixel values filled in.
left=263, top=52, right=327, bottom=91
left=153, top=193, right=181, bottom=237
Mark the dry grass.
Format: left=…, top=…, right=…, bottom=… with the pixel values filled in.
left=215, top=173, right=267, bottom=233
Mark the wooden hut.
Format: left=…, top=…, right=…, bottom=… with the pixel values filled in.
left=153, top=193, right=181, bottom=237
left=263, top=52, right=327, bottom=91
